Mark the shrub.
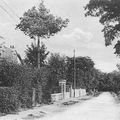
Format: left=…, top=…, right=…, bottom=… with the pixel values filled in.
left=0, top=87, right=20, bottom=113
left=17, top=87, right=33, bottom=108
left=0, top=60, right=21, bottom=87
left=33, top=67, right=51, bottom=104
left=42, top=84, right=51, bottom=104
left=0, top=60, right=34, bottom=108
left=0, top=60, right=51, bottom=108
left=14, top=66, right=35, bottom=108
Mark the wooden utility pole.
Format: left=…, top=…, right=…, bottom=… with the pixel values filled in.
left=37, top=36, right=40, bottom=69
left=73, top=49, right=76, bottom=97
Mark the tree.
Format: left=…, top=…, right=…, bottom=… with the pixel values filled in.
left=85, top=0, right=120, bottom=56
left=48, top=53, right=67, bottom=93
left=66, top=56, right=95, bottom=91
left=90, top=68, right=103, bottom=91
left=16, top=1, right=69, bottom=68
left=109, top=70, right=120, bottom=93
left=24, top=42, right=49, bottom=68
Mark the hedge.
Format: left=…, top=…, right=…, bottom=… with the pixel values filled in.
left=0, top=60, right=51, bottom=113
left=0, top=87, right=20, bottom=113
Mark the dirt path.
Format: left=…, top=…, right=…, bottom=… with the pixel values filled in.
left=1, top=92, right=119, bottom=120
left=0, top=96, right=91, bottom=120
left=43, top=92, right=120, bottom=120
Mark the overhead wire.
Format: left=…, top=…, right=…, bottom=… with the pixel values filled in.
left=1, top=0, right=19, bottom=19
left=0, top=1, right=19, bottom=45
left=0, top=5, right=17, bottom=23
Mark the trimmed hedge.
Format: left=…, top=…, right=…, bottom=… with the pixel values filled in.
left=0, top=60, right=51, bottom=113
left=0, top=87, right=20, bottom=113
left=15, top=66, right=34, bottom=108
left=33, top=67, right=51, bottom=104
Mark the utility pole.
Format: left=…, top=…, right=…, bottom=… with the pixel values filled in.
left=37, top=36, right=40, bottom=69
left=73, top=49, right=76, bottom=97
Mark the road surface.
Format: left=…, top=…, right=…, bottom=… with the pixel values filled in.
left=43, top=92, right=120, bottom=120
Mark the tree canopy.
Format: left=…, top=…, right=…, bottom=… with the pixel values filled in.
left=16, top=1, right=69, bottom=68
left=85, top=0, right=120, bottom=56
left=24, top=42, right=49, bottom=68
left=16, top=1, right=69, bottom=39
left=47, top=53, right=67, bottom=93
left=66, top=56, right=95, bottom=90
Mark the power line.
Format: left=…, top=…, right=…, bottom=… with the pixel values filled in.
left=1, top=0, right=19, bottom=19
left=0, top=5, right=17, bottom=23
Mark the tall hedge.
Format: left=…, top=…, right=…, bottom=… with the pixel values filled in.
left=0, top=87, right=20, bottom=113
left=0, top=60, right=51, bottom=112
left=33, top=67, right=51, bottom=104
left=14, top=66, right=35, bottom=108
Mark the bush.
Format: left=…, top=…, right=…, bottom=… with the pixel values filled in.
left=0, top=87, right=20, bottom=113
left=0, top=60, right=21, bottom=87
left=15, top=66, right=35, bottom=108
left=33, top=67, right=51, bottom=104
left=42, top=84, right=51, bottom=104
left=0, top=60, right=51, bottom=109
left=18, top=88, right=33, bottom=108
left=0, top=60, right=35, bottom=108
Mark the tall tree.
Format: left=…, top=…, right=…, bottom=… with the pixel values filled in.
left=16, top=1, right=69, bottom=68
left=24, top=42, right=49, bottom=68
left=85, top=0, right=120, bottom=56
left=66, top=56, right=95, bottom=91
left=48, top=53, right=67, bottom=93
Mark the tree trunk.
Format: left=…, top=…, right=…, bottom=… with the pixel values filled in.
left=37, top=36, right=40, bottom=69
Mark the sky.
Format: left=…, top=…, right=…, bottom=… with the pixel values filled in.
left=0, top=0, right=119, bottom=73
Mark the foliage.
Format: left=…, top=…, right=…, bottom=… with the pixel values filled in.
left=16, top=1, right=69, bottom=68
left=85, top=0, right=120, bottom=56
left=24, top=42, right=49, bottom=68
left=0, top=60, right=21, bottom=87
left=96, top=71, right=120, bottom=93
left=0, top=60, right=47, bottom=108
left=33, top=67, right=51, bottom=104
left=107, top=72, right=120, bottom=93
left=15, top=66, right=51, bottom=106
left=0, top=59, right=52, bottom=112
left=42, top=83, right=51, bottom=104
left=66, top=56, right=95, bottom=91
left=90, top=68, right=102, bottom=90
left=15, top=66, right=35, bottom=108
left=0, top=87, right=20, bottom=113
left=16, top=1, right=69, bottom=39
left=0, top=60, right=33, bottom=108
left=48, top=53, right=67, bottom=93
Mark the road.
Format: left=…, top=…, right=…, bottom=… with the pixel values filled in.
left=43, top=92, right=120, bottom=120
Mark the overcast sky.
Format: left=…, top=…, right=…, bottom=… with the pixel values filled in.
left=0, top=0, right=119, bottom=72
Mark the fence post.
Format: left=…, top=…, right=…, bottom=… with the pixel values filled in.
left=32, top=88, right=36, bottom=107
left=69, top=85, right=72, bottom=98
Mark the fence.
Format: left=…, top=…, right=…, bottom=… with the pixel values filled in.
left=51, top=88, right=86, bottom=102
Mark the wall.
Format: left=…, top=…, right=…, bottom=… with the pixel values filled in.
left=51, top=88, right=86, bottom=102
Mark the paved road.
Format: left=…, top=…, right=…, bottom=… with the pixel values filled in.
left=43, top=92, right=120, bottom=120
